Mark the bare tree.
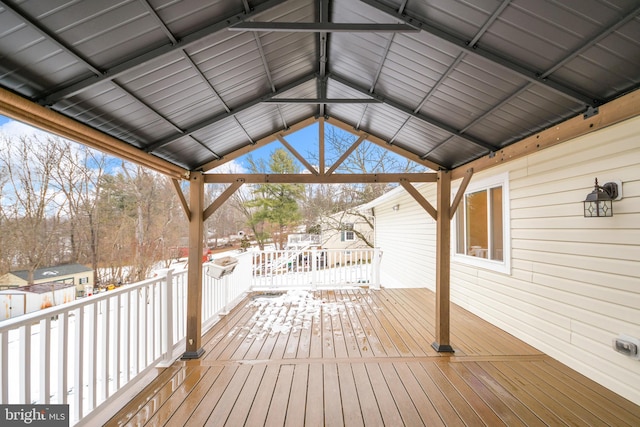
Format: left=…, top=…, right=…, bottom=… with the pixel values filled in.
left=51, top=141, right=110, bottom=285
left=0, top=134, right=65, bottom=282
left=119, top=164, right=184, bottom=282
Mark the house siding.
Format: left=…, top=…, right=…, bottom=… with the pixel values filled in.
left=375, top=186, right=437, bottom=288
left=373, top=115, right=640, bottom=405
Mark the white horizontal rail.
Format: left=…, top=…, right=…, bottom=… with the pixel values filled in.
left=0, top=252, right=254, bottom=426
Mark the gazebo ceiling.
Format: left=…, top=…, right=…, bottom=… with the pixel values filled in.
left=0, top=0, right=639, bottom=176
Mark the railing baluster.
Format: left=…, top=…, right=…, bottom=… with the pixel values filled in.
left=88, top=303, right=97, bottom=411
left=40, top=317, right=51, bottom=404
left=114, top=294, right=121, bottom=391
left=132, top=290, right=139, bottom=377
left=58, top=313, right=68, bottom=405
left=20, top=324, right=31, bottom=404
left=1, top=331, right=7, bottom=403
left=74, top=306, right=84, bottom=420
left=103, top=297, right=111, bottom=401
left=123, top=292, right=131, bottom=383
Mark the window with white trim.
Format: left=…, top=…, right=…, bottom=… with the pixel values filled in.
left=453, top=173, right=510, bottom=273
left=341, top=223, right=355, bottom=241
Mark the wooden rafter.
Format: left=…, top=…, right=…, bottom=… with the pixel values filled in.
left=325, top=134, right=366, bottom=175
left=450, top=168, right=473, bottom=219
left=399, top=179, right=437, bottom=220
left=203, top=179, right=244, bottom=221
left=171, top=178, right=190, bottom=218
left=326, top=117, right=443, bottom=171
left=277, top=134, right=318, bottom=175
left=200, top=117, right=316, bottom=171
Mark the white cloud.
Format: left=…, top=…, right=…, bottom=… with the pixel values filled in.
left=0, top=118, right=50, bottom=139
left=208, top=159, right=247, bottom=174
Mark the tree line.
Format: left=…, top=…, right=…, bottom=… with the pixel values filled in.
left=0, top=126, right=424, bottom=286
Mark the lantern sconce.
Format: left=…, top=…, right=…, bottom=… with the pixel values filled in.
left=583, top=178, right=621, bottom=217
left=392, top=204, right=400, bottom=211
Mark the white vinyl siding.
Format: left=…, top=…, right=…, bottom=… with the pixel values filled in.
left=372, top=115, right=640, bottom=405
left=374, top=185, right=437, bottom=289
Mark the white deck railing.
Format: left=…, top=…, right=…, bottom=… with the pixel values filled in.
left=0, top=248, right=377, bottom=425
left=0, top=252, right=253, bottom=426
left=252, top=248, right=381, bottom=289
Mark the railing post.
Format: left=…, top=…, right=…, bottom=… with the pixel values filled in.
left=160, top=269, right=174, bottom=365
left=372, top=247, right=381, bottom=290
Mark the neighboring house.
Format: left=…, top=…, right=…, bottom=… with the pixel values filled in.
left=321, top=211, right=373, bottom=250
left=0, top=263, right=94, bottom=297
left=362, top=115, right=640, bottom=405
left=0, top=282, right=76, bottom=320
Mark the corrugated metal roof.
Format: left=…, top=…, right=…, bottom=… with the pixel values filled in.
left=0, top=0, right=638, bottom=172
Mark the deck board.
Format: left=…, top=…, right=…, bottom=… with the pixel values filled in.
left=106, top=288, right=640, bottom=426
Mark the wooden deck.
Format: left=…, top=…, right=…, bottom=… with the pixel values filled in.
left=105, top=288, right=640, bottom=426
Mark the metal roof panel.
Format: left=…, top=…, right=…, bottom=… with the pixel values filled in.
left=0, top=0, right=638, bottom=174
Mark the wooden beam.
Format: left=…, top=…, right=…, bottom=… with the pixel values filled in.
left=325, top=134, right=366, bottom=175
left=451, top=89, right=640, bottom=180
left=171, top=178, right=190, bottom=219
left=450, top=168, right=473, bottom=220
left=203, top=179, right=244, bottom=221
left=399, top=179, right=437, bottom=221
left=433, top=170, right=454, bottom=352
left=277, top=134, right=318, bottom=175
left=204, top=173, right=437, bottom=184
left=319, top=117, right=325, bottom=174
left=327, top=117, right=443, bottom=171
left=200, top=116, right=317, bottom=171
left=0, top=87, right=188, bottom=180
left=182, top=171, right=205, bottom=359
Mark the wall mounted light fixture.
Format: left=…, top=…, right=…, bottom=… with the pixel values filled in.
left=583, top=178, right=619, bottom=217
left=392, top=204, right=400, bottom=211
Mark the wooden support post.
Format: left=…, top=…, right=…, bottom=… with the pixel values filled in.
left=432, top=170, right=454, bottom=352
left=319, top=117, right=325, bottom=174
left=182, top=171, right=205, bottom=359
